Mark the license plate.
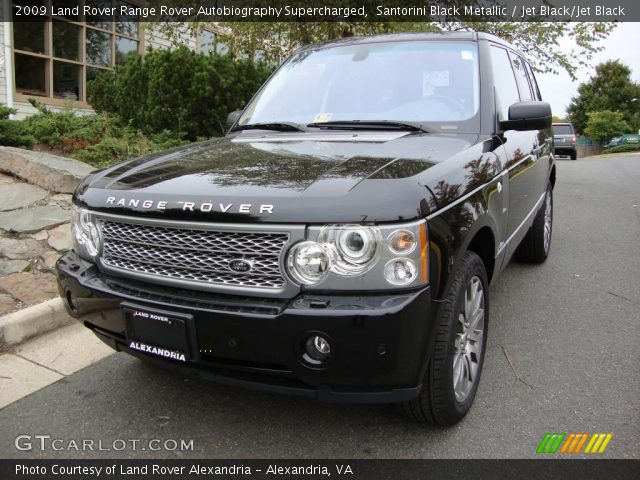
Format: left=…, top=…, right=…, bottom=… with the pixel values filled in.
left=122, top=304, right=193, bottom=362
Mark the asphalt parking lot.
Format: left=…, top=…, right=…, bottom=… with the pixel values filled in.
left=1, top=154, right=638, bottom=459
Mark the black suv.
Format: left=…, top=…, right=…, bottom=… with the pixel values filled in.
left=57, top=32, right=555, bottom=425
left=552, top=122, right=577, bottom=160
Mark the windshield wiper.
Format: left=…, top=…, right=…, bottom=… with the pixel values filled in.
left=307, top=120, right=430, bottom=133
left=231, top=122, right=304, bottom=133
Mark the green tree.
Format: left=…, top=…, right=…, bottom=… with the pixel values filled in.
left=567, top=60, right=640, bottom=133
left=583, top=110, right=630, bottom=144
left=216, top=22, right=614, bottom=79
left=145, top=4, right=615, bottom=80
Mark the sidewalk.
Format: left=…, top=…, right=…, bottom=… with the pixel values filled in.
left=0, top=322, right=114, bottom=408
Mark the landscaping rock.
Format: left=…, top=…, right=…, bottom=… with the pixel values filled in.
left=0, top=205, right=69, bottom=233
left=0, top=183, right=49, bottom=211
left=0, top=294, right=18, bottom=316
left=0, top=174, right=14, bottom=185
left=42, top=251, right=61, bottom=270
left=30, top=231, right=49, bottom=241
left=50, top=194, right=73, bottom=205
left=0, top=237, right=47, bottom=260
left=0, top=259, right=29, bottom=275
left=0, top=147, right=94, bottom=194
left=0, top=272, right=58, bottom=306
left=47, top=223, right=72, bottom=251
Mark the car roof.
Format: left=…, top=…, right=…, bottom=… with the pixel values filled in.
left=296, top=31, right=520, bottom=54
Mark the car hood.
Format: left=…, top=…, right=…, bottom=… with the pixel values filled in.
left=77, top=130, right=481, bottom=223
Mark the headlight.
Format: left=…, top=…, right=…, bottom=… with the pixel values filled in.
left=286, top=220, right=428, bottom=290
left=287, top=241, right=331, bottom=285
left=71, top=205, right=101, bottom=260
left=318, top=225, right=381, bottom=275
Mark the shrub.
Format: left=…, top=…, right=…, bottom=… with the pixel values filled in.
left=0, top=105, right=36, bottom=148
left=1, top=100, right=192, bottom=166
left=0, top=105, right=16, bottom=119
left=19, top=99, right=131, bottom=154
left=86, top=69, right=117, bottom=113
left=0, top=119, right=36, bottom=148
left=21, top=99, right=77, bottom=147
left=601, top=143, right=640, bottom=154
left=584, top=111, right=630, bottom=145
left=87, top=47, right=273, bottom=139
left=72, top=128, right=191, bottom=167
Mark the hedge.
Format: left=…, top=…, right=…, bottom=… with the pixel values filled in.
left=601, top=143, right=640, bottom=154
left=88, top=47, right=274, bottom=140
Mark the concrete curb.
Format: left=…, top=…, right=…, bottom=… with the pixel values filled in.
left=0, top=298, right=74, bottom=347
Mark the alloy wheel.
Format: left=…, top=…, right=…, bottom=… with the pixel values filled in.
left=453, top=276, right=485, bottom=402
left=543, top=191, right=553, bottom=254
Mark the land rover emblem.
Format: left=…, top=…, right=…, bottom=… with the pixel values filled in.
left=228, top=259, right=252, bottom=273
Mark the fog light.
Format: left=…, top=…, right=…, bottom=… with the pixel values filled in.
left=303, top=335, right=331, bottom=365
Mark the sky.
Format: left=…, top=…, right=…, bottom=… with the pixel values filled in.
left=537, top=22, right=640, bottom=117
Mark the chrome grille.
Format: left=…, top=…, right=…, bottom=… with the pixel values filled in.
left=99, top=221, right=289, bottom=289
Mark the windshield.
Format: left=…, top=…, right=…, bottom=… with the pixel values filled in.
left=553, top=125, right=574, bottom=135
left=239, top=41, right=480, bottom=130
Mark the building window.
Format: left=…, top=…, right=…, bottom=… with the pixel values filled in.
left=12, top=0, right=142, bottom=104
left=199, top=29, right=229, bottom=56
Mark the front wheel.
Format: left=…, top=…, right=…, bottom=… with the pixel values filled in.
left=401, top=251, right=489, bottom=425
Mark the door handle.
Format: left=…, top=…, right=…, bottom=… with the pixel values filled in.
left=531, top=146, right=543, bottom=160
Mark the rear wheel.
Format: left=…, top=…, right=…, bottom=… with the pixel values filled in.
left=570, top=151, right=577, bottom=160
left=515, top=182, right=553, bottom=263
left=401, top=251, right=489, bottom=425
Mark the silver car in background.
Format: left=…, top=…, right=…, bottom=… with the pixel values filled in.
left=552, top=122, right=577, bottom=160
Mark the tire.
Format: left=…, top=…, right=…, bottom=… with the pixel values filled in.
left=570, top=151, right=577, bottom=160
left=515, top=182, right=553, bottom=263
left=401, top=251, right=489, bottom=425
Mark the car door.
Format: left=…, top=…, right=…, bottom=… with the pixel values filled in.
left=489, top=45, right=545, bottom=259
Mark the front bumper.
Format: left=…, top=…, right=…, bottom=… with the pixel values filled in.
left=57, top=251, right=438, bottom=403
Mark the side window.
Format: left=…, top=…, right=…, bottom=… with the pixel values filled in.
left=489, top=46, right=520, bottom=121
left=524, top=61, right=542, bottom=101
left=509, top=52, right=533, bottom=101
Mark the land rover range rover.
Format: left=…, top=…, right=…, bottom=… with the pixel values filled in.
left=57, top=32, right=555, bottom=425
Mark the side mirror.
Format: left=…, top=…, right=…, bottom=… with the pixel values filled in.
left=500, top=101, right=552, bottom=131
left=226, top=110, right=242, bottom=128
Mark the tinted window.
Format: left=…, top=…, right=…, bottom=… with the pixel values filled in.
left=240, top=42, right=480, bottom=127
left=489, top=46, right=519, bottom=120
left=510, top=52, right=533, bottom=101
left=553, top=125, right=574, bottom=135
